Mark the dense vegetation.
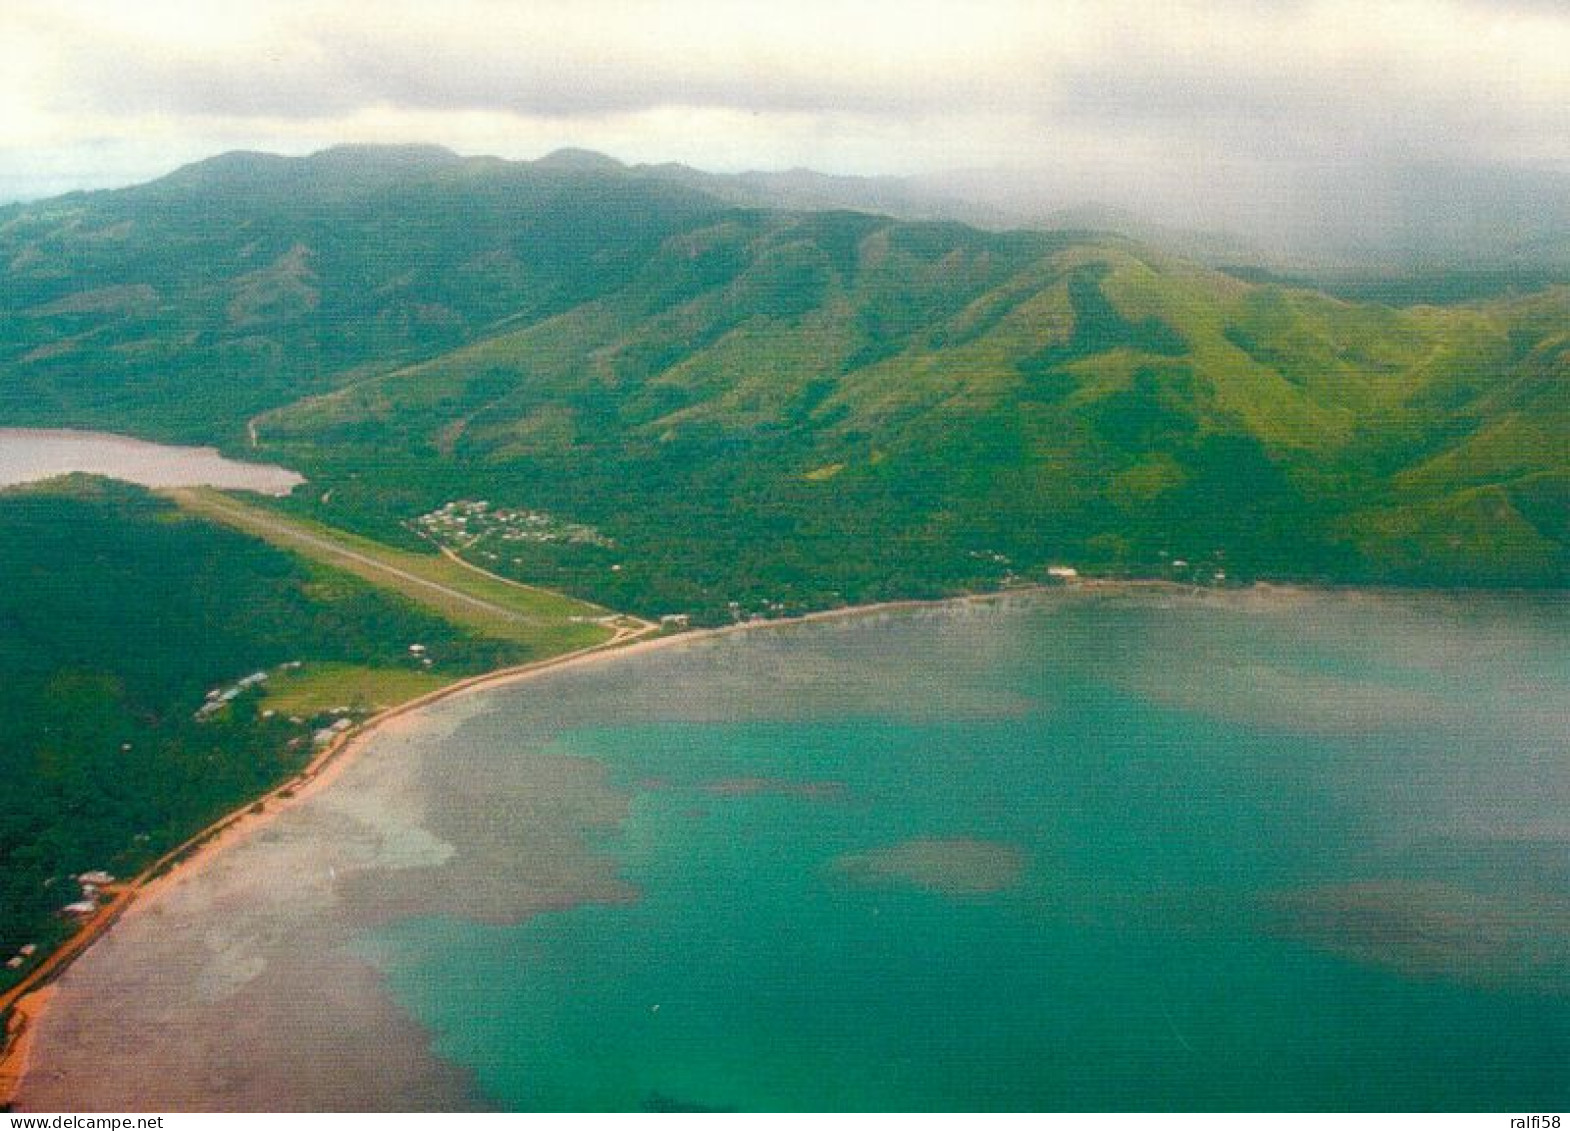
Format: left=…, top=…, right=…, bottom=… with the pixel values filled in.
left=0, top=142, right=1566, bottom=1000
left=2, top=146, right=1567, bottom=625
left=0, top=479, right=536, bottom=983
left=0, top=146, right=726, bottom=443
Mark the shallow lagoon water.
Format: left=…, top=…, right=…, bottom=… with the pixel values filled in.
left=22, top=589, right=1570, bottom=1111
left=0, top=428, right=303, bottom=494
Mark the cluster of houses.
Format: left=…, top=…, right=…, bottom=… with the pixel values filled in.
left=191, top=656, right=409, bottom=749
left=410, top=499, right=614, bottom=555
left=57, top=869, right=116, bottom=922
left=195, top=666, right=286, bottom=720
left=312, top=716, right=356, bottom=747
left=3, top=871, right=123, bottom=973
left=725, top=598, right=794, bottom=623
left=965, top=550, right=1084, bottom=587
left=969, top=549, right=1013, bottom=566
left=1158, top=551, right=1229, bottom=584
left=965, top=548, right=1034, bottom=587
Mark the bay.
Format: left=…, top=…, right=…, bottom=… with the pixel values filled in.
left=20, top=588, right=1570, bottom=1110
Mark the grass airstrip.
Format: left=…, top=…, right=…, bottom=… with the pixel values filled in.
left=166, top=487, right=623, bottom=656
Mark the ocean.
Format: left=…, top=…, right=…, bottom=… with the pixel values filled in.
left=21, top=588, right=1570, bottom=1110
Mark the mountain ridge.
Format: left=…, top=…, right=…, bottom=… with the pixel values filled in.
left=1, top=145, right=1565, bottom=616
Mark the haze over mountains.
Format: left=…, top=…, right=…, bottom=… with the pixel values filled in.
left=651, top=152, right=1570, bottom=282
left=1, top=144, right=1566, bottom=615
left=12, top=141, right=1570, bottom=280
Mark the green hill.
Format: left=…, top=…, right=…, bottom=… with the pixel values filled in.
left=0, top=145, right=727, bottom=441
left=3, top=147, right=1566, bottom=615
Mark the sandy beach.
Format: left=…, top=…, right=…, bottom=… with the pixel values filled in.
left=0, top=988, right=52, bottom=1106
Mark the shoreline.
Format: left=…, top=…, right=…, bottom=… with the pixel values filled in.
left=0, top=574, right=1493, bottom=1105
left=0, top=619, right=646, bottom=1107
left=0, top=987, right=52, bottom=1106
left=1, top=584, right=1063, bottom=1100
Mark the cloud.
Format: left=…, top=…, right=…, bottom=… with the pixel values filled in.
left=1043, top=1, right=1570, bottom=164
left=19, top=0, right=1053, bottom=121
left=2, top=0, right=1569, bottom=204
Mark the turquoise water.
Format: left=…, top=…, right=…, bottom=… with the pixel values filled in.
left=355, top=591, right=1570, bottom=1110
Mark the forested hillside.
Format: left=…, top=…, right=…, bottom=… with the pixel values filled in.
left=2, top=147, right=1566, bottom=620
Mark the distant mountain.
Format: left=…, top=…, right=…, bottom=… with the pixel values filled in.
left=639, top=160, right=1014, bottom=229
left=1, top=145, right=1565, bottom=614
left=536, top=147, right=638, bottom=175
left=628, top=152, right=1570, bottom=284
left=918, top=159, right=1570, bottom=284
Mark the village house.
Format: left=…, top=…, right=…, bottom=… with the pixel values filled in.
left=312, top=717, right=355, bottom=746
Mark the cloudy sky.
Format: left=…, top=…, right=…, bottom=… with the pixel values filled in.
left=4, top=0, right=1570, bottom=216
